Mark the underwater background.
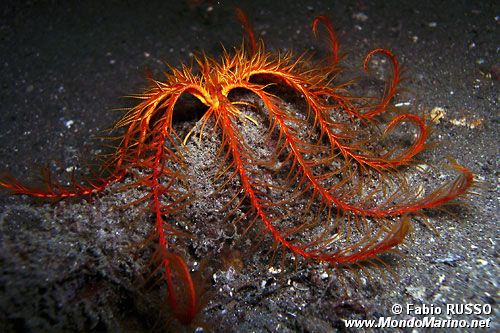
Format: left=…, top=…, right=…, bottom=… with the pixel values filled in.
left=0, top=0, right=497, bottom=331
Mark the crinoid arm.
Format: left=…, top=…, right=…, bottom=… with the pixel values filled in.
left=0, top=167, right=125, bottom=199
left=235, top=7, right=257, bottom=55
left=312, top=15, right=339, bottom=66
left=361, top=48, right=400, bottom=119
left=111, top=72, right=223, bottom=326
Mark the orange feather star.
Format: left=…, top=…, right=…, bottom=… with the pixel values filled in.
left=0, top=10, right=474, bottom=328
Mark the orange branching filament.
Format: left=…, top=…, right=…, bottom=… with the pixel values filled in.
left=0, top=11, right=474, bottom=327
